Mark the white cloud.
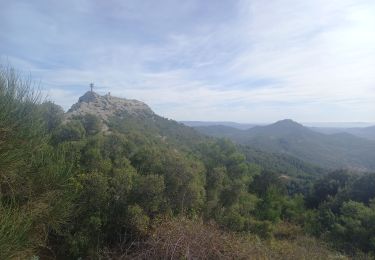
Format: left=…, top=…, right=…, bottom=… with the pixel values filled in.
left=1, top=0, right=375, bottom=122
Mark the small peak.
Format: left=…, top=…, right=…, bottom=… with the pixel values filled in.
left=273, top=119, right=303, bottom=127
left=67, top=91, right=154, bottom=121
left=78, top=91, right=101, bottom=103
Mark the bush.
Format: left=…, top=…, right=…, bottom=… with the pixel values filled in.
left=81, top=113, right=102, bottom=135
left=0, top=205, right=34, bottom=259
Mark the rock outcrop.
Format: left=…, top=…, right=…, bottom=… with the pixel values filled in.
left=65, top=92, right=154, bottom=129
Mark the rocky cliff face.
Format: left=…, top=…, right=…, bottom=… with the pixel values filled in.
left=66, top=91, right=154, bottom=123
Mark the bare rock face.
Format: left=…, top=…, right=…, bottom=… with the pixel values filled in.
left=65, top=91, right=154, bottom=124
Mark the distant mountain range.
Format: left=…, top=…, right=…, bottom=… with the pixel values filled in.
left=190, top=119, right=375, bottom=171
left=182, top=121, right=375, bottom=140
left=180, top=121, right=257, bottom=130
left=66, top=93, right=331, bottom=179
left=66, top=95, right=375, bottom=172
left=311, top=126, right=375, bottom=141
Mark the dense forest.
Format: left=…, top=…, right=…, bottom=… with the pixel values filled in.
left=2, top=66, right=375, bottom=259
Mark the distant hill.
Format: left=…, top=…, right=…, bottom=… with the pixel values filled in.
left=65, top=91, right=207, bottom=148
left=194, top=119, right=375, bottom=171
left=311, top=125, right=375, bottom=141
left=194, top=125, right=245, bottom=139
left=181, top=121, right=257, bottom=130
left=183, top=120, right=375, bottom=141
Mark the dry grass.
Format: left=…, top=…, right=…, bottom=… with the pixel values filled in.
left=267, top=236, right=348, bottom=260
left=103, top=218, right=349, bottom=260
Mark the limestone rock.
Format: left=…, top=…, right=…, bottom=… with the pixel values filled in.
left=65, top=92, right=154, bottom=129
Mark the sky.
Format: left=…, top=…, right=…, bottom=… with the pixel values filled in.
left=1, top=0, right=375, bottom=123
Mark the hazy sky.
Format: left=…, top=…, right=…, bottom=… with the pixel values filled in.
left=1, top=0, right=375, bottom=122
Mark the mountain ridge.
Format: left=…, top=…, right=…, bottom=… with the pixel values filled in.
left=64, top=93, right=375, bottom=171
left=312, top=125, right=375, bottom=140
left=194, top=119, right=375, bottom=171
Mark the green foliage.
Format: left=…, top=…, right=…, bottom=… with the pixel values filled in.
left=307, top=170, right=353, bottom=208
left=126, top=204, right=150, bottom=235
left=81, top=113, right=102, bottom=135
left=39, top=101, right=64, bottom=132
left=133, top=174, right=166, bottom=214
left=256, top=186, right=284, bottom=222
left=348, top=173, right=375, bottom=204
left=0, top=66, right=75, bottom=258
left=250, top=170, right=286, bottom=197
left=0, top=205, right=34, bottom=259
left=161, top=153, right=206, bottom=214
left=305, top=170, right=375, bottom=255
left=52, top=120, right=86, bottom=143
left=2, top=64, right=371, bottom=258
left=0, top=66, right=44, bottom=174
left=281, top=194, right=306, bottom=223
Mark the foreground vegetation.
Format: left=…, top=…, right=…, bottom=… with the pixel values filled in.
left=1, top=65, right=374, bottom=259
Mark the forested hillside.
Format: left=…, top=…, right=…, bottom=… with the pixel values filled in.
left=312, top=125, right=375, bottom=141
left=2, top=66, right=375, bottom=259
left=195, top=119, right=375, bottom=171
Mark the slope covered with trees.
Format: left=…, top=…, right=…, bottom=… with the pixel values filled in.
left=311, top=125, right=375, bottom=141
left=195, top=119, right=375, bottom=171
left=1, top=66, right=375, bottom=259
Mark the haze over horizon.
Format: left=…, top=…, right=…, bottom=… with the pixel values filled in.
left=181, top=120, right=375, bottom=127
left=1, top=0, right=375, bottom=122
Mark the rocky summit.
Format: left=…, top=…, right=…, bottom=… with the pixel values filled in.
left=66, top=91, right=154, bottom=122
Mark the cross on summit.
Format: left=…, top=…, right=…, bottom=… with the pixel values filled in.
left=89, top=83, right=94, bottom=92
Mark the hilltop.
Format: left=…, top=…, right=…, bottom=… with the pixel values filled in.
left=64, top=91, right=154, bottom=132
left=194, top=119, right=375, bottom=171
left=66, top=91, right=153, bottom=120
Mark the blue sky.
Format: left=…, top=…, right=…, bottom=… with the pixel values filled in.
left=1, top=0, right=375, bottom=123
